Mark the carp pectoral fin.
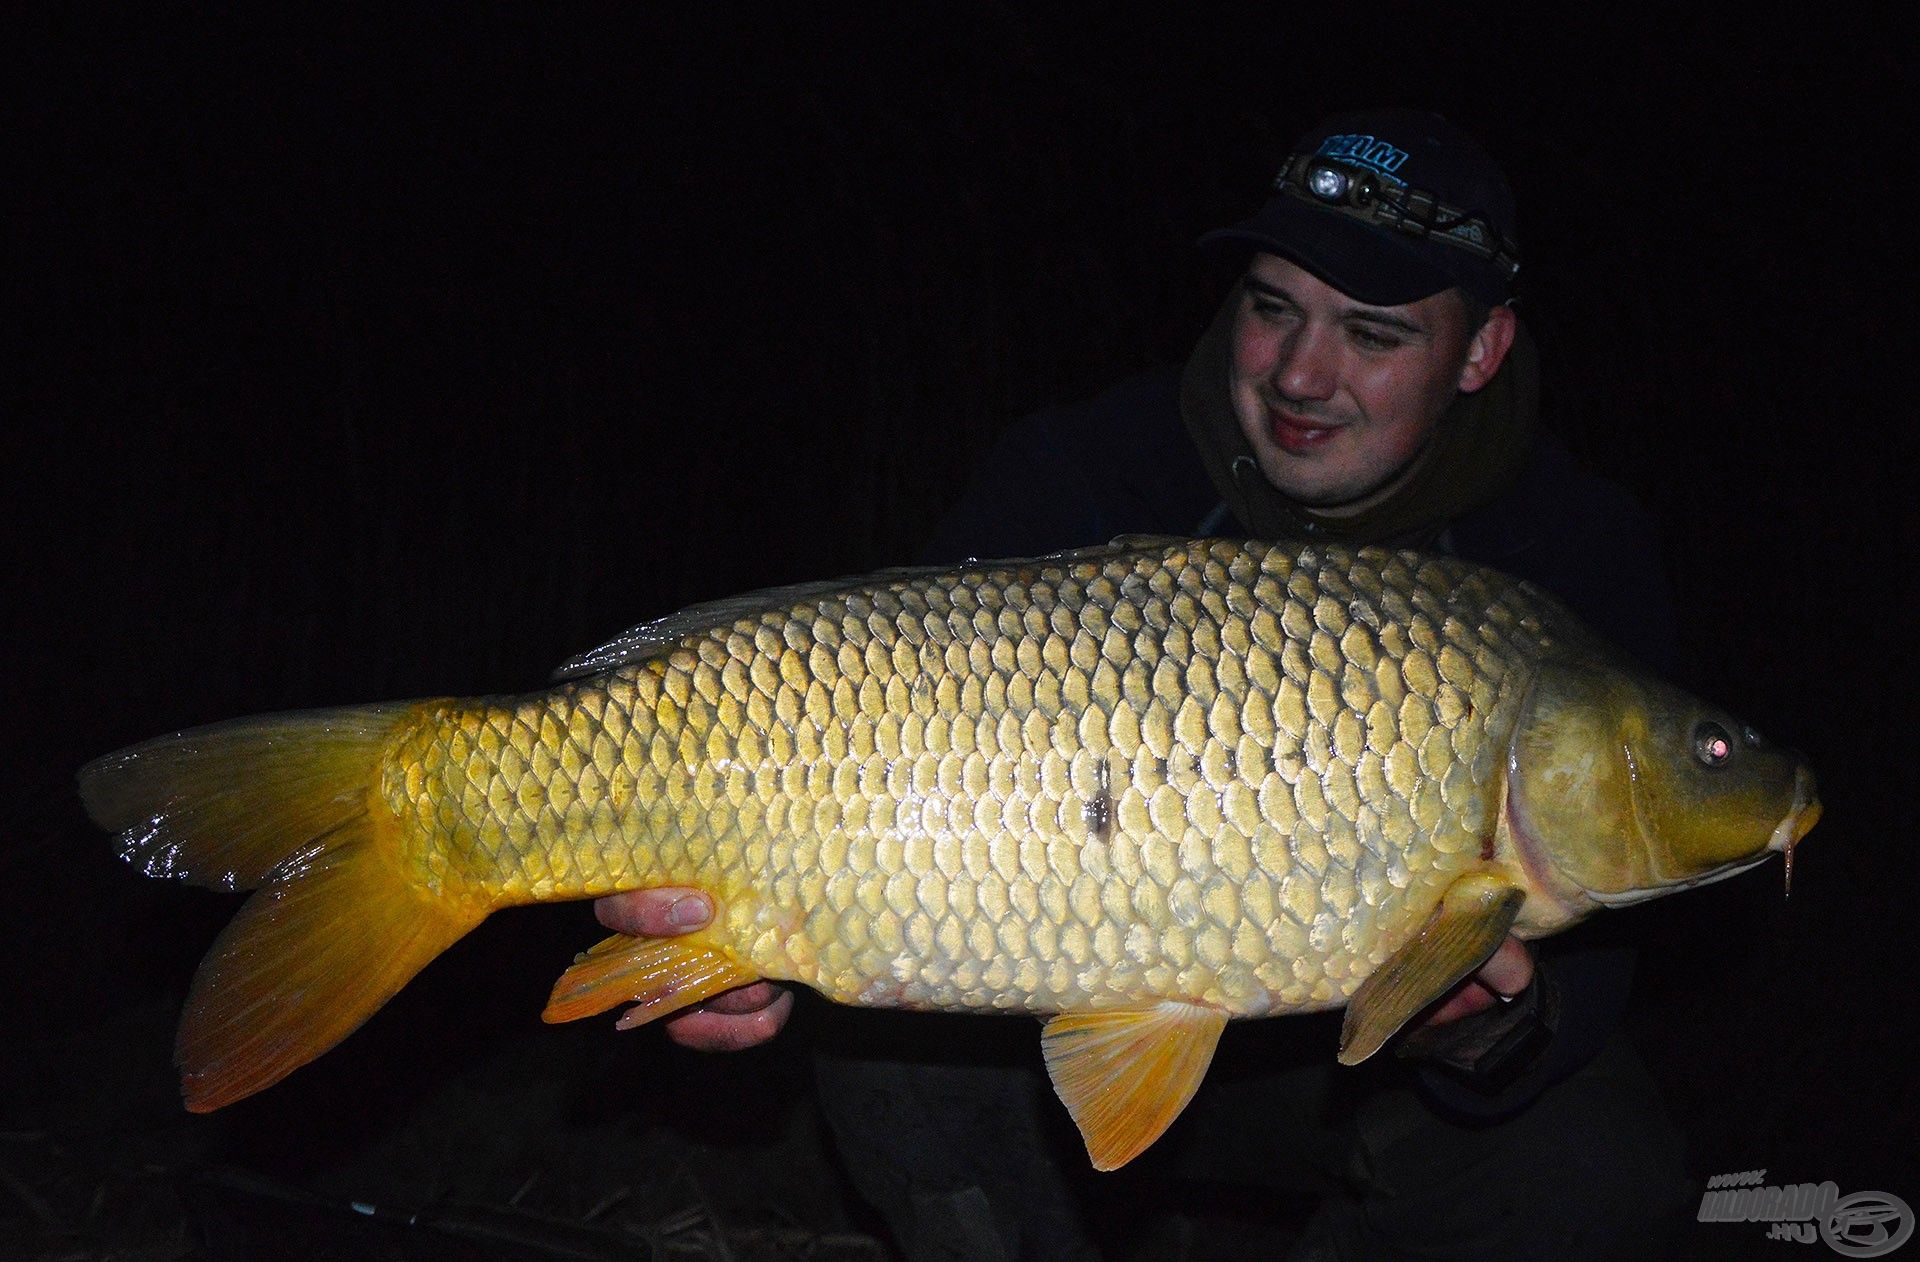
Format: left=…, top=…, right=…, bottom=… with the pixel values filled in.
left=1337, top=873, right=1524, bottom=1066
left=1041, top=1002, right=1228, bottom=1172
left=542, top=933, right=758, bottom=1029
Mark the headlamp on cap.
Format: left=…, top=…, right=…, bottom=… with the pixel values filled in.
left=1276, top=152, right=1521, bottom=284
left=1304, top=159, right=1378, bottom=207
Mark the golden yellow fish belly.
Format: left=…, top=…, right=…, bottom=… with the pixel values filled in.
left=380, top=540, right=1560, bottom=1019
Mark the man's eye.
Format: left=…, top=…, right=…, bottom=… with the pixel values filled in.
left=1350, top=327, right=1400, bottom=350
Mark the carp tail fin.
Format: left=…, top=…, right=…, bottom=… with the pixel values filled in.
left=78, top=704, right=487, bottom=1111
left=80, top=705, right=421, bottom=892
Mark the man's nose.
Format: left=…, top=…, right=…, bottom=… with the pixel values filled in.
left=1274, top=325, right=1338, bottom=402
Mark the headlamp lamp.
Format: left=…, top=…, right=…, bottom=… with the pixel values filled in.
left=1305, top=160, right=1372, bottom=206
left=1275, top=153, right=1521, bottom=284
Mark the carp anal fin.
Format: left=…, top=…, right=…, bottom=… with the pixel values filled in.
left=542, top=932, right=758, bottom=1029
left=1337, top=872, right=1524, bottom=1066
left=1042, top=1001, right=1228, bottom=1171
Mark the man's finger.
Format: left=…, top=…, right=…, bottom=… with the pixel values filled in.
left=662, top=989, right=795, bottom=1051
left=1477, top=936, right=1534, bottom=999
left=1419, top=936, right=1535, bottom=1027
left=595, top=888, right=713, bottom=937
left=695, top=981, right=784, bottom=1015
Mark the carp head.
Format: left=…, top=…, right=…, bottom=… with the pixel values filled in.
left=1504, top=658, right=1820, bottom=913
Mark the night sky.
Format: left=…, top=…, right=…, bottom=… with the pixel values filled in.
left=8, top=8, right=1911, bottom=1258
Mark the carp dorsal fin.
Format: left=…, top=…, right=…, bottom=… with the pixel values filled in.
left=551, top=565, right=962, bottom=680
left=1104, top=533, right=1187, bottom=550
left=552, top=538, right=1190, bottom=681
left=1041, top=1001, right=1228, bottom=1171
left=542, top=932, right=757, bottom=1028
left=1337, top=871, right=1524, bottom=1065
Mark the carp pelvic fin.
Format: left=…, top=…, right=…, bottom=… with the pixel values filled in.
left=1041, top=1002, right=1228, bottom=1172
left=1338, top=872, right=1524, bottom=1066
left=542, top=933, right=758, bottom=1029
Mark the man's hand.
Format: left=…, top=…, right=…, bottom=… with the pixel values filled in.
left=1393, top=934, right=1552, bottom=1086
left=1419, top=935, right=1535, bottom=1027
left=593, top=888, right=792, bottom=1051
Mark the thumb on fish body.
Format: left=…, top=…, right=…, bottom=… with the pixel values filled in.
left=596, top=888, right=713, bottom=937
left=1423, top=937, right=1536, bottom=1026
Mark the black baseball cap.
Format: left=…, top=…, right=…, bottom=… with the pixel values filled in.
left=1202, top=109, right=1520, bottom=307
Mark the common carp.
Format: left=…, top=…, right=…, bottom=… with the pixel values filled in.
left=80, top=537, right=1819, bottom=1169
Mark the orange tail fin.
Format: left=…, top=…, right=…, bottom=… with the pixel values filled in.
left=78, top=705, right=485, bottom=1111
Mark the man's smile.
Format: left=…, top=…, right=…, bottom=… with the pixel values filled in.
left=1265, top=403, right=1345, bottom=454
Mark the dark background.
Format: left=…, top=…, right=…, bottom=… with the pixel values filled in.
left=7, top=7, right=1911, bottom=1259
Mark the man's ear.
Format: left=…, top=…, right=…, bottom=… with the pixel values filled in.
left=1458, top=303, right=1516, bottom=394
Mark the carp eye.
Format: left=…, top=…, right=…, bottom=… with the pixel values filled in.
left=1693, top=721, right=1734, bottom=767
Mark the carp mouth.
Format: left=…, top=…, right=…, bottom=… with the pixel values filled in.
left=1584, top=852, right=1772, bottom=908
left=1767, top=765, right=1822, bottom=897
left=1588, top=763, right=1822, bottom=907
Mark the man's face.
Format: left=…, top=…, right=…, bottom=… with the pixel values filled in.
left=1228, top=253, right=1509, bottom=511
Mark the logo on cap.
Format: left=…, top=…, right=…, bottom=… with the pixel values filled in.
left=1315, top=134, right=1409, bottom=177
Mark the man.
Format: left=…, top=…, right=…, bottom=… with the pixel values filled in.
left=597, top=109, right=1691, bottom=1259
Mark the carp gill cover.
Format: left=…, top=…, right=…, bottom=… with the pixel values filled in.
left=80, top=538, right=1820, bottom=1169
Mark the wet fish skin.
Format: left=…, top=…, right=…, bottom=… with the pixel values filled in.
left=386, top=539, right=1536, bottom=1014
